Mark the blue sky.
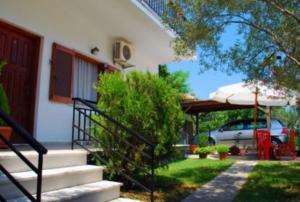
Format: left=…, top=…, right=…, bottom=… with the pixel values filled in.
left=167, top=25, right=246, bottom=99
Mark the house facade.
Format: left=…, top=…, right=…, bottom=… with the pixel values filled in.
left=0, top=0, right=176, bottom=143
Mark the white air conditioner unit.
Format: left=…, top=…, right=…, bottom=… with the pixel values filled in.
left=114, top=40, right=135, bottom=68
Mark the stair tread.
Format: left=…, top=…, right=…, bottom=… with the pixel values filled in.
left=0, top=149, right=87, bottom=159
left=10, top=181, right=122, bottom=202
left=110, top=198, right=141, bottom=202
left=0, top=165, right=104, bottom=183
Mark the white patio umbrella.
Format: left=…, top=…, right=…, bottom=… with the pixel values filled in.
left=209, top=81, right=299, bottom=146
left=209, top=81, right=298, bottom=107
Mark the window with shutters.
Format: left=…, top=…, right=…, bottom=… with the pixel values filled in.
left=49, top=43, right=119, bottom=103
left=49, top=44, right=74, bottom=103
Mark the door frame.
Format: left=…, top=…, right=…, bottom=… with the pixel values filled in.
left=0, top=19, right=42, bottom=136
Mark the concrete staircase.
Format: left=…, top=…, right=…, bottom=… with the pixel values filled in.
left=0, top=150, right=139, bottom=202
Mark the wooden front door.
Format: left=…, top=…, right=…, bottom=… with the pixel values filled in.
left=0, top=21, right=40, bottom=142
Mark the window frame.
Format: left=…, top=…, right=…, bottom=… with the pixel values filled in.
left=49, top=43, right=119, bottom=104
left=49, top=43, right=75, bottom=103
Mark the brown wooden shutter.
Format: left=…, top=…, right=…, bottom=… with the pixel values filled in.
left=106, top=65, right=120, bottom=72
left=49, top=43, right=74, bottom=103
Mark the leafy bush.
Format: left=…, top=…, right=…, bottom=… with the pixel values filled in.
left=158, top=64, right=190, bottom=94
left=171, top=146, right=187, bottom=161
left=295, top=134, right=299, bottom=147
left=199, top=133, right=208, bottom=147
left=216, top=145, right=229, bottom=154
left=293, top=130, right=299, bottom=147
left=0, top=60, right=9, bottom=126
left=195, top=146, right=213, bottom=155
left=93, top=71, right=185, bottom=179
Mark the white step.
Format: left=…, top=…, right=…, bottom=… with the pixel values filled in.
left=0, top=165, right=103, bottom=199
left=9, top=181, right=122, bottom=202
left=109, top=198, right=141, bottom=202
left=0, top=150, right=87, bottom=173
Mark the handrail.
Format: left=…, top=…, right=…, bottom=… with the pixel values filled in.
left=0, top=110, right=47, bottom=154
left=73, top=98, right=154, bottom=147
left=72, top=97, right=155, bottom=202
left=0, top=109, right=47, bottom=202
left=0, top=164, right=36, bottom=201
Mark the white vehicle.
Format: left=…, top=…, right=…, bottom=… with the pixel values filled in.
left=208, top=118, right=288, bottom=147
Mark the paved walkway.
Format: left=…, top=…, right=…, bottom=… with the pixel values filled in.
left=182, top=161, right=257, bottom=202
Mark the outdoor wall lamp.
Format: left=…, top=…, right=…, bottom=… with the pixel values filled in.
left=91, top=46, right=100, bottom=55
left=104, top=63, right=109, bottom=70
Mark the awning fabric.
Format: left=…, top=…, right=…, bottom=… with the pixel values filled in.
left=182, top=100, right=253, bottom=115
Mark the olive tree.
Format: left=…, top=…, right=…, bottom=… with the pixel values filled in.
left=164, top=0, right=300, bottom=91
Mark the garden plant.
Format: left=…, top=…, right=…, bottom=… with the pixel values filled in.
left=0, top=60, right=9, bottom=125
left=216, top=145, right=230, bottom=160
left=195, top=146, right=213, bottom=159
left=93, top=71, right=185, bottom=184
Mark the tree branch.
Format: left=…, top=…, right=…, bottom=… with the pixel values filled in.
left=263, top=0, right=300, bottom=25
left=223, top=20, right=300, bottom=68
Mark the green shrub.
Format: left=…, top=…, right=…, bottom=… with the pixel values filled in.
left=0, top=60, right=9, bottom=126
left=294, top=131, right=299, bottom=147
left=216, top=145, right=229, bottom=154
left=195, top=146, right=213, bottom=155
left=171, top=146, right=187, bottom=161
left=199, top=133, right=208, bottom=147
left=93, top=71, right=185, bottom=179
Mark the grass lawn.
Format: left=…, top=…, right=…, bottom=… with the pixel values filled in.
left=122, top=158, right=235, bottom=202
left=234, top=161, right=300, bottom=202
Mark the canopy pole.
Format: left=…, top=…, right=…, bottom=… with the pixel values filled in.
left=195, top=113, right=199, bottom=138
left=267, top=106, right=272, bottom=130
left=253, top=87, right=259, bottom=147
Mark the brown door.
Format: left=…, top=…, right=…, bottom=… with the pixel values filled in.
left=0, top=22, right=40, bottom=142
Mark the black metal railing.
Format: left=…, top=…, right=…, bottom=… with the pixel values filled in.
left=71, top=97, right=155, bottom=202
left=138, top=0, right=170, bottom=18
left=0, top=110, right=47, bottom=202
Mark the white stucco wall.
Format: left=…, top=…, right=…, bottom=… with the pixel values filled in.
left=0, top=0, right=176, bottom=142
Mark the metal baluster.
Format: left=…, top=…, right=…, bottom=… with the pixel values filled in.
left=71, top=98, right=155, bottom=202
left=71, top=99, right=76, bottom=149
left=36, top=153, right=43, bottom=202
left=83, top=109, right=87, bottom=141
left=78, top=109, right=81, bottom=141
left=89, top=109, right=92, bottom=141
left=151, top=145, right=155, bottom=202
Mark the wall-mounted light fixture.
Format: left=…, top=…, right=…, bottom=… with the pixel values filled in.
left=91, top=46, right=100, bottom=55
left=104, top=63, right=109, bottom=70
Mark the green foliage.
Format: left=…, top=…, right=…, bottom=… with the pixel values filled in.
left=158, top=64, right=191, bottom=94
left=158, top=64, right=170, bottom=79
left=272, top=106, right=300, bottom=146
left=199, top=109, right=254, bottom=132
left=171, top=146, right=187, bottom=161
left=156, top=159, right=234, bottom=186
left=272, top=107, right=300, bottom=129
left=93, top=71, right=185, bottom=178
left=195, top=146, right=213, bottom=155
left=165, top=1, right=300, bottom=92
left=168, top=70, right=191, bottom=94
left=216, top=144, right=229, bottom=154
left=295, top=133, right=299, bottom=147
left=234, top=162, right=300, bottom=202
left=151, top=159, right=234, bottom=201
left=198, top=134, right=208, bottom=147
left=0, top=60, right=9, bottom=126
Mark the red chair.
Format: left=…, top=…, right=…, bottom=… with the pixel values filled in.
left=277, top=130, right=297, bottom=160
left=256, top=130, right=276, bottom=160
